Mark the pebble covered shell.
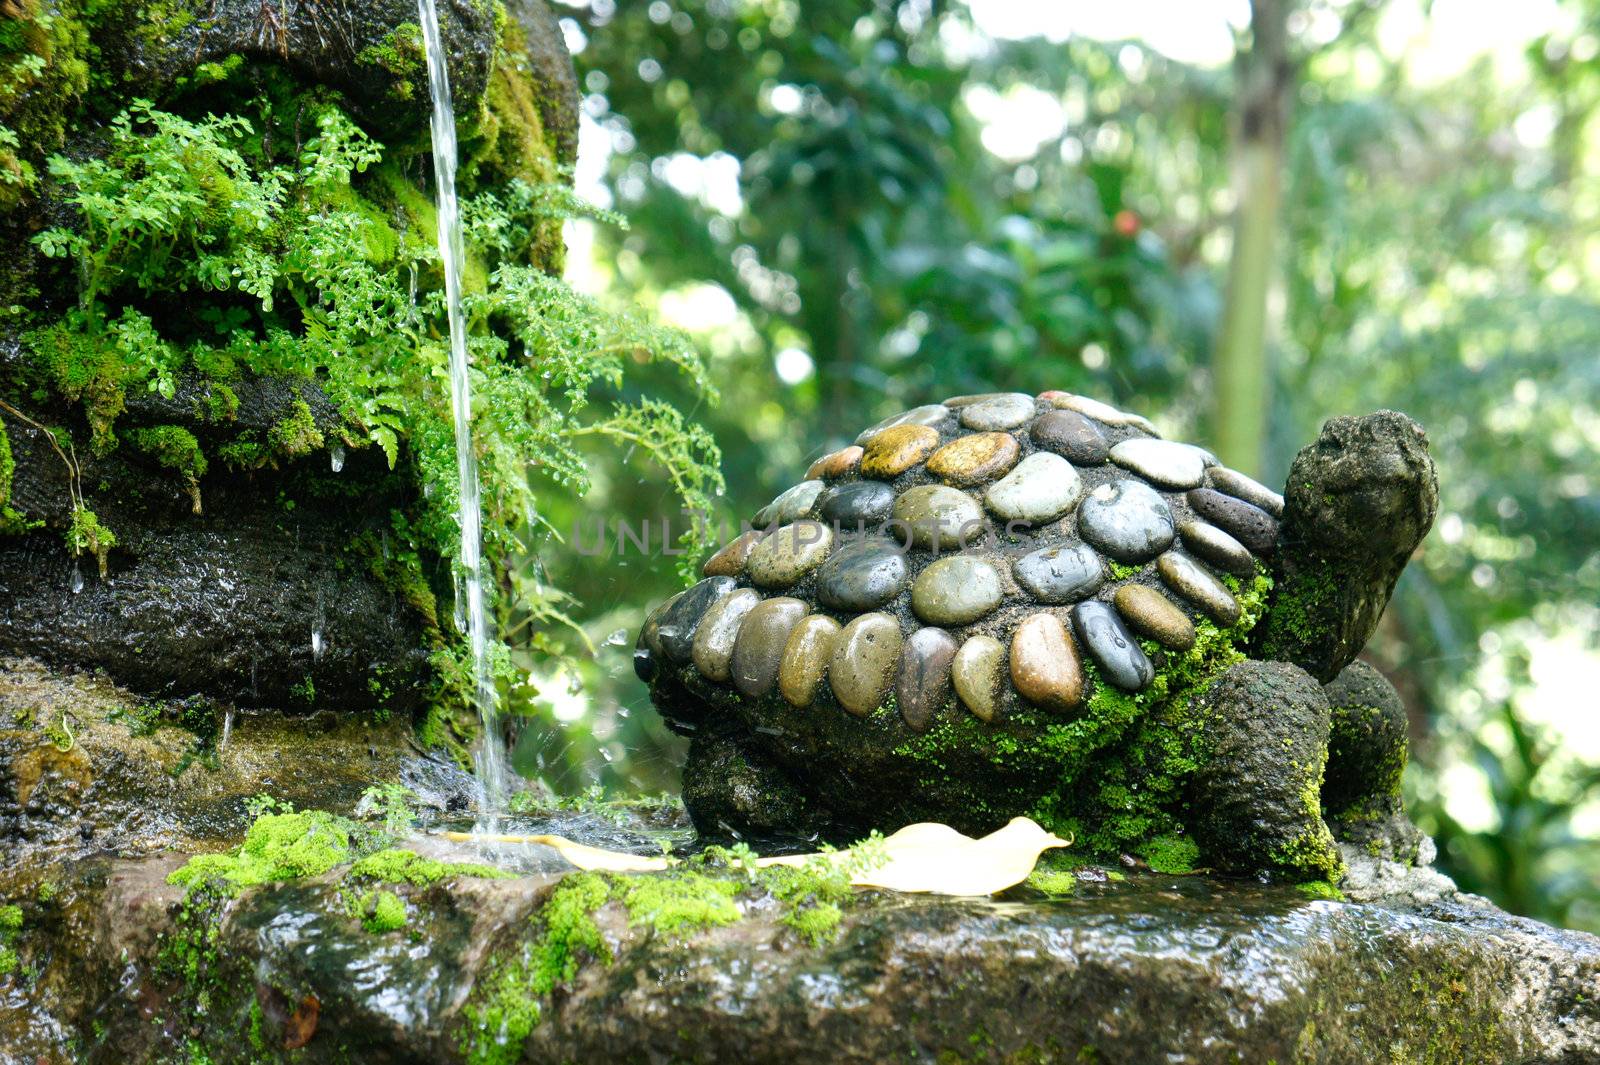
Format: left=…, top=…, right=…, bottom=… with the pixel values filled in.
left=637, top=391, right=1279, bottom=734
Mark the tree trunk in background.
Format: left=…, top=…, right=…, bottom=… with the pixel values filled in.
left=1214, top=0, right=1294, bottom=477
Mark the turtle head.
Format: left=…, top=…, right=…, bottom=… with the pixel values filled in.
left=1252, top=410, right=1439, bottom=681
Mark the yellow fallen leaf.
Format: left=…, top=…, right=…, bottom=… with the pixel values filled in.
left=439, top=831, right=672, bottom=873
left=440, top=816, right=1068, bottom=895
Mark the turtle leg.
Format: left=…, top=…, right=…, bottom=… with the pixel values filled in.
left=1321, top=661, right=1426, bottom=863
left=1189, top=659, right=1344, bottom=882
left=681, top=732, right=829, bottom=844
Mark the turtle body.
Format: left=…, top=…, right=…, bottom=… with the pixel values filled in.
left=638, top=391, right=1439, bottom=882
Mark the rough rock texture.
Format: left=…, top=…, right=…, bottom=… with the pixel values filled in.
left=1255, top=411, right=1440, bottom=682
left=7, top=846, right=1599, bottom=1064
left=94, top=0, right=501, bottom=144
left=0, top=657, right=476, bottom=884
left=0, top=388, right=436, bottom=711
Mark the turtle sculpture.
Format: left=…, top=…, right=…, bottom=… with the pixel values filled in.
left=636, top=391, right=1439, bottom=881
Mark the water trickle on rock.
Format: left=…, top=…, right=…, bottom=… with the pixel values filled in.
left=330, top=442, right=346, bottom=472
left=419, top=0, right=506, bottom=822
left=70, top=563, right=84, bottom=594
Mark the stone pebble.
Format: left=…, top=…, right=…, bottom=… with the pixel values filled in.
left=806, top=445, right=864, bottom=480
left=747, top=521, right=834, bottom=588
left=829, top=612, right=904, bottom=716
left=1208, top=466, right=1285, bottom=517
left=891, top=485, right=986, bottom=551
left=951, top=634, right=1007, bottom=722
left=1071, top=600, right=1154, bottom=692
left=1011, top=543, right=1105, bottom=603
left=926, top=431, right=1020, bottom=485
left=691, top=587, right=760, bottom=682
left=1009, top=613, right=1083, bottom=712
left=1078, top=479, right=1176, bottom=562
left=1113, top=584, right=1196, bottom=651
left=1157, top=552, right=1241, bottom=627
left=778, top=614, right=842, bottom=708
left=1030, top=409, right=1109, bottom=465
left=819, top=481, right=897, bottom=527
left=897, top=627, right=959, bottom=732
left=634, top=590, right=683, bottom=682
left=1186, top=488, right=1279, bottom=555
left=753, top=480, right=825, bottom=528
left=1177, top=520, right=1255, bottom=577
left=701, top=530, right=763, bottom=578
left=657, top=575, right=736, bottom=663
left=985, top=452, right=1084, bottom=525
left=731, top=596, right=808, bottom=698
left=1039, top=392, right=1158, bottom=435
left=910, top=555, right=1004, bottom=625
left=855, top=404, right=949, bottom=445
left=959, top=392, right=1037, bottom=431
left=1109, top=439, right=1211, bottom=490
left=814, top=538, right=909, bottom=612
left=861, top=424, right=941, bottom=478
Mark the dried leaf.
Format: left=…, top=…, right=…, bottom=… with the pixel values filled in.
left=441, top=816, right=1068, bottom=896
left=283, top=993, right=319, bottom=1050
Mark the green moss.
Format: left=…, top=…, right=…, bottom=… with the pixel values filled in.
left=1137, top=834, right=1200, bottom=874
left=614, top=871, right=741, bottom=935
left=0, top=904, right=20, bottom=932
left=268, top=398, right=325, bottom=460
left=66, top=504, right=117, bottom=577
left=1296, top=879, right=1346, bottom=902
left=356, top=23, right=426, bottom=101
left=357, top=888, right=408, bottom=933
left=463, top=871, right=612, bottom=1065
left=167, top=810, right=353, bottom=892
left=1024, top=869, right=1079, bottom=896
left=1106, top=561, right=1142, bottom=580
left=347, top=847, right=512, bottom=886
left=126, top=424, right=207, bottom=511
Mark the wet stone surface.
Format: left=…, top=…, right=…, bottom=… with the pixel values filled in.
left=657, top=576, right=735, bottom=662
left=1009, top=612, right=1083, bottom=712
left=814, top=538, right=910, bottom=612
left=957, top=392, right=1037, bottom=431
left=806, top=445, right=864, bottom=480
left=691, top=588, right=760, bottom=682
left=896, top=627, right=960, bottom=732
left=911, top=555, right=1005, bottom=625
left=747, top=521, right=834, bottom=588
left=1209, top=466, right=1285, bottom=517
left=1030, top=408, right=1109, bottom=465
left=984, top=452, right=1084, bottom=525
left=701, top=529, right=763, bottom=578
left=892, top=485, right=985, bottom=551
left=1011, top=543, right=1105, bottom=603
left=752, top=480, right=824, bottom=527
left=1158, top=552, right=1241, bottom=627
left=777, top=614, right=841, bottom=708
left=926, top=431, right=1021, bottom=485
left=855, top=404, right=950, bottom=444
left=860, top=424, right=942, bottom=478
left=1114, top=583, right=1197, bottom=650
left=730, top=597, right=808, bottom=697
left=818, top=480, right=898, bottom=528
left=1072, top=600, right=1155, bottom=692
left=1187, top=488, right=1279, bottom=555
left=1110, top=439, right=1211, bottom=490
left=1178, top=520, right=1256, bottom=577
left=1078, top=479, right=1176, bottom=562
left=828, top=612, right=904, bottom=715
left=951, top=634, right=1007, bottom=722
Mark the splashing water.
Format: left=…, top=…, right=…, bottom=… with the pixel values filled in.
left=418, top=0, right=506, bottom=822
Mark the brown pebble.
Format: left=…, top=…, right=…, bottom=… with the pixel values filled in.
left=691, top=588, right=760, bottom=682
left=778, top=615, right=842, bottom=707
left=702, top=530, right=763, bottom=578
left=925, top=432, right=1021, bottom=485
left=806, top=445, right=864, bottom=480
left=1186, top=488, right=1279, bottom=555
left=731, top=597, right=808, bottom=697
left=1031, top=409, right=1109, bottom=465
left=1113, top=584, right=1196, bottom=651
left=896, top=627, right=959, bottom=732
left=1009, top=613, right=1083, bottom=712
left=829, top=613, right=904, bottom=716
left=952, top=634, right=1007, bottom=722
left=860, top=424, right=941, bottom=479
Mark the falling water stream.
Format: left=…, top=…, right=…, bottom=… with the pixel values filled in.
left=418, top=0, right=506, bottom=821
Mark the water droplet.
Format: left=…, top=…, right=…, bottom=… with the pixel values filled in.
left=311, top=630, right=324, bottom=661
left=603, top=628, right=628, bottom=647
left=70, top=563, right=84, bottom=594
left=331, top=443, right=346, bottom=472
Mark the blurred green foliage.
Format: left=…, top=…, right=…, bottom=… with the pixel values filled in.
left=508, top=0, right=1599, bottom=930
